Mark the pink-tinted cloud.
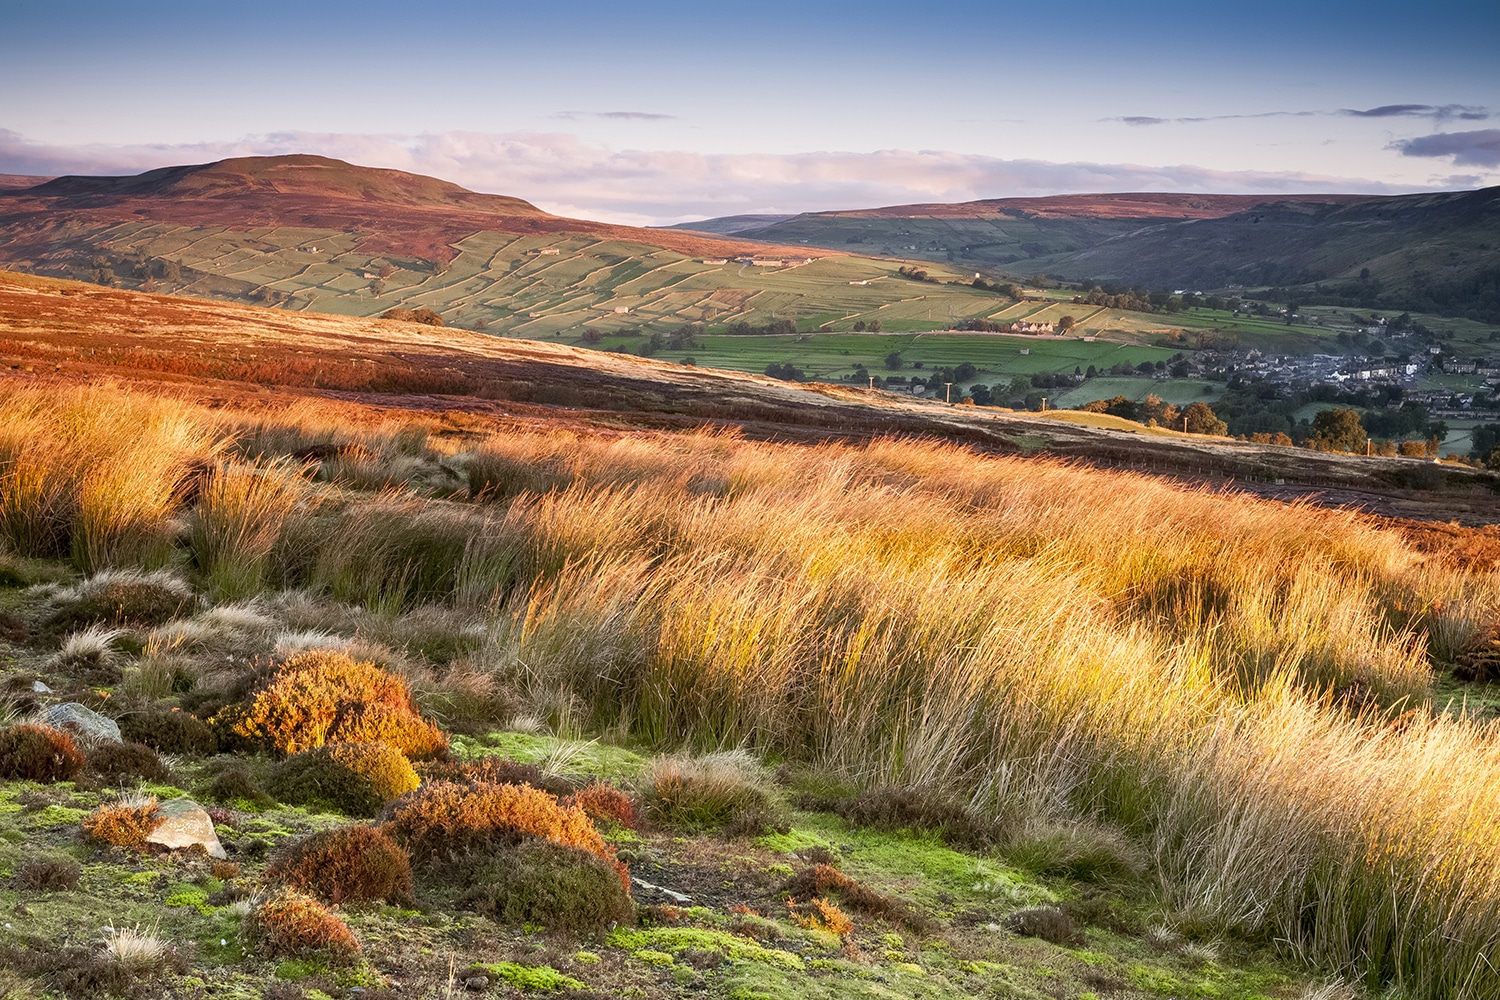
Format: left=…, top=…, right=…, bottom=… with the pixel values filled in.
left=0, top=128, right=1450, bottom=226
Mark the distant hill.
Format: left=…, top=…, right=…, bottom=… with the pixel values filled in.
left=689, top=187, right=1500, bottom=321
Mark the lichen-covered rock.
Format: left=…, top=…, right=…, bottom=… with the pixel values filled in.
left=145, top=798, right=226, bottom=859
left=45, top=702, right=121, bottom=743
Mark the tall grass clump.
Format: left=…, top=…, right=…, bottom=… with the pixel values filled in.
left=0, top=382, right=218, bottom=569
left=189, top=457, right=316, bottom=599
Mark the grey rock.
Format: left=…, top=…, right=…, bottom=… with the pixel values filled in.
left=464, top=975, right=489, bottom=990
left=145, top=798, right=226, bottom=859
left=31, top=680, right=52, bottom=693
left=45, top=702, right=120, bottom=742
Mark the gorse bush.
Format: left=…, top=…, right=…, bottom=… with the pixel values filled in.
left=270, top=741, right=419, bottom=816
left=267, top=825, right=412, bottom=905
left=0, top=724, right=85, bottom=782
left=215, top=649, right=446, bottom=758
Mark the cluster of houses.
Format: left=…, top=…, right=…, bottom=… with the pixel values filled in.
left=1008, top=321, right=1056, bottom=335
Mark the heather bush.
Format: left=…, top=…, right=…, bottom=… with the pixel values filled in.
left=458, top=839, right=634, bottom=933
left=119, top=709, right=217, bottom=756
left=245, top=889, right=360, bottom=963
left=82, top=796, right=160, bottom=850
left=270, top=741, right=418, bottom=817
left=642, top=751, right=787, bottom=836
left=382, top=780, right=621, bottom=881
left=836, top=785, right=1002, bottom=849
left=205, top=764, right=276, bottom=809
left=13, top=854, right=81, bottom=892
left=417, top=755, right=576, bottom=798
left=0, top=723, right=85, bottom=782
left=85, top=741, right=170, bottom=785
left=1007, top=906, right=1082, bottom=945
left=215, top=649, right=446, bottom=758
left=267, top=825, right=412, bottom=905
left=782, top=863, right=923, bottom=929
left=566, top=781, right=637, bottom=830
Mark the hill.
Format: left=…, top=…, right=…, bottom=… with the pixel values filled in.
left=3, top=271, right=1500, bottom=1000
left=683, top=188, right=1500, bottom=321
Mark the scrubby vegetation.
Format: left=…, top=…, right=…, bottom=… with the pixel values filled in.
left=2, top=378, right=1500, bottom=998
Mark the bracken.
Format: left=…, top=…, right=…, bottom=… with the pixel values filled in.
left=0, top=723, right=85, bottom=782
left=82, top=798, right=161, bottom=850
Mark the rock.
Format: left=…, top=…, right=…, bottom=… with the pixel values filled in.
left=145, top=798, right=226, bottom=859
left=31, top=680, right=52, bottom=693
left=464, top=976, right=489, bottom=990
left=45, top=702, right=120, bottom=742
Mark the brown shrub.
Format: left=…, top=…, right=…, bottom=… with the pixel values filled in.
left=782, top=863, right=926, bottom=931
left=787, top=896, right=853, bottom=936
left=85, top=741, right=170, bottom=784
left=46, top=575, right=193, bottom=631
left=0, top=723, right=86, bottom=782
left=215, top=650, right=446, bottom=759
left=1007, top=906, right=1081, bottom=945
left=245, top=889, right=360, bottom=963
left=566, top=781, right=637, bottom=830
left=642, top=751, right=787, bottom=837
left=267, top=825, right=412, bottom=905
left=13, top=854, right=81, bottom=891
left=119, top=709, right=216, bottom=755
left=836, top=785, right=1001, bottom=848
left=270, top=741, right=419, bottom=817
left=82, top=798, right=160, bottom=850
left=382, top=780, right=625, bottom=886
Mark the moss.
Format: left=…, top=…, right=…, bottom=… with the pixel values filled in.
left=573, top=950, right=601, bottom=964
left=608, top=926, right=803, bottom=970
left=633, top=949, right=675, bottom=966
left=471, top=962, right=585, bottom=992
left=165, top=884, right=215, bottom=914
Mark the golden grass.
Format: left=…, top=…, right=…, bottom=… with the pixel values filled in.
left=8, top=383, right=1500, bottom=997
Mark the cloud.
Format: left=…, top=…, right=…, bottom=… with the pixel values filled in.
left=1391, top=129, right=1500, bottom=168
left=552, top=111, right=677, bottom=121
left=1106, top=111, right=1317, bottom=125
left=1341, top=104, right=1488, bottom=121
left=1116, top=116, right=1168, bottom=127
left=0, top=127, right=1446, bottom=227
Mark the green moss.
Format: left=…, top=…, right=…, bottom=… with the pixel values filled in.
left=608, top=926, right=803, bottom=970
left=120, top=870, right=164, bottom=885
left=472, top=962, right=585, bottom=991
left=165, top=884, right=215, bottom=914
left=756, top=826, right=838, bottom=853
left=276, top=959, right=324, bottom=981
left=632, top=949, right=675, bottom=967
left=573, top=950, right=601, bottom=964
left=26, top=804, right=87, bottom=827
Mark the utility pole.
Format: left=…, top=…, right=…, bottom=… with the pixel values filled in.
left=945, top=382, right=953, bottom=403
left=1183, top=415, right=1188, bottom=433
left=868, top=375, right=875, bottom=391
left=1041, top=397, right=1048, bottom=411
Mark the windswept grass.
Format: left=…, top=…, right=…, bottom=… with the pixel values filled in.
left=7, top=384, right=1500, bottom=997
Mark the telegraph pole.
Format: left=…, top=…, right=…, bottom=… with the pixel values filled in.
left=945, top=382, right=953, bottom=403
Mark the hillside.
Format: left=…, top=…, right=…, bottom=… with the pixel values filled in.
left=3, top=271, right=1500, bottom=1000
left=682, top=188, right=1500, bottom=321
left=0, top=156, right=1058, bottom=338
left=1, top=269, right=1495, bottom=522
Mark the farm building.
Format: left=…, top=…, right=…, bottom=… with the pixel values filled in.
left=701, top=258, right=729, bottom=265
left=530, top=248, right=561, bottom=256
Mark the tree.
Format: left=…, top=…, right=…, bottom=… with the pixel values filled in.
left=1309, top=407, right=1365, bottom=452
left=1057, top=315, right=1076, bottom=332
left=868, top=319, right=882, bottom=333
left=853, top=320, right=867, bottom=332
left=1182, top=401, right=1228, bottom=436
left=884, top=351, right=904, bottom=370
left=580, top=327, right=602, bottom=345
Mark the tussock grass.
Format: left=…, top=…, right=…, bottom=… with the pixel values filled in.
left=10, top=390, right=1500, bottom=997
left=0, top=383, right=218, bottom=569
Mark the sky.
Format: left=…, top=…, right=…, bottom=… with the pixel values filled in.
left=2, top=0, right=1498, bottom=225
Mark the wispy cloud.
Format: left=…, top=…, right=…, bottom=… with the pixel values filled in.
left=0, top=128, right=1444, bottom=227
left=552, top=111, right=677, bottom=121
left=1340, top=104, right=1489, bottom=121
left=1391, top=129, right=1500, bottom=168
left=1108, top=106, right=1488, bottom=125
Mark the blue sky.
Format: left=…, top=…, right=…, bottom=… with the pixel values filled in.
left=3, top=0, right=1497, bottom=223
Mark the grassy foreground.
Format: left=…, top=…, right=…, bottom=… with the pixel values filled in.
left=1, top=381, right=1498, bottom=999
